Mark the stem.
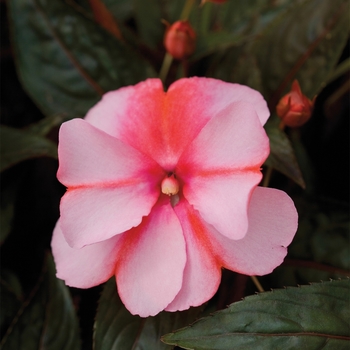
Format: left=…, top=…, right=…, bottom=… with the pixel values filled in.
left=159, top=0, right=196, bottom=83
left=262, top=166, right=273, bottom=188
left=279, top=120, right=286, bottom=131
left=180, top=0, right=196, bottom=20
left=159, top=52, right=173, bottom=84
left=250, top=275, right=264, bottom=292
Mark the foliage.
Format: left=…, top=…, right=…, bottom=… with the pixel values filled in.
left=162, top=279, right=350, bottom=350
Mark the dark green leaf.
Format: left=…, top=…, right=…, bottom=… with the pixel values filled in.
left=94, top=277, right=204, bottom=350
left=191, top=32, right=245, bottom=62
left=162, top=279, right=350, bottom=350
left=0, top=125, right=58, bottom=172
left=26, top=114, right=66, bottom=136
left=8, top=0, right=156, bottom=118
left=101, top=0, right=133, bottom=22
left=326, top=58, right=350, bottom=84
left=133, top=0, right=163, bottom=49
left=271, top=263, right=349, bottom=291
left=250, top=0, right=350, bottom=103
left=288, top=198, right=350, bottom=271
left=0, top=270, right=23, bottom=336
left=219, top=0, right=349, bottom=110
left=0, top=174, right=24, bottom=244
left=264, top=115, right=305, bottom=188
left=218, top=0, right=284, bottom=34
left=0, top=255, right=81, bottom=350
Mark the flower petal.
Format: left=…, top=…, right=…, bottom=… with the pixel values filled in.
left=166, top=199, right=221, bottom=312
left=177, top=101, right=269, bottom=172
left=51, top=220, right=122, bottom=288
left=208, top=186, right=298, bottom=275
left=181, top=173, right=262, bottom=240
left=60, top=183, right=159, bottom=248
left=115, top=199, right=186, bottom=317
left=84, top=77, right=269, bottom=170
left=57, top=118, right=163, bottom=187
left=57, top=118, right=163, bottom=248
left=168, top=77, right=270, bottom=126
left=177, top=102, right=269, bottom=240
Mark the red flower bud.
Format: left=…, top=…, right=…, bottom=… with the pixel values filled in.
left=276, top=80, right=315, bottom=127
left=164, top=20, right=196, bottom=60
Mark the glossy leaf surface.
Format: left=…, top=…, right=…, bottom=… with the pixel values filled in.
left=162, top=279, right=350, bottom=350
left=1, top=255, right=80, bottom=350
left=0, top=125, right=58, bottom=172
left=8, top=0, right=155, bottom=118
left=94, top=277, right=204, bottom=350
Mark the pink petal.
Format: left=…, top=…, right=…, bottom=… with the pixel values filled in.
left=51, top=220, right=122, bottom=288
left=177, top=101, right=269, bottom=240
left=208, top=187, right=298, bottom=275
left=57, top=118, right=163, bottom=187
left=177, top=101, right=269, bottom=172
left=168, top=77, right=270, bottom=126
left=57, top=118, right=163, bottom=248
left=115, top=198, right=186, bottom=317
left=60, top=183, right=159, bottom=248
left=166, top=199, right=221, bottom=312
left=180, top=173, right=262, bottom=240
left=84, top=78, right=269, bottom=170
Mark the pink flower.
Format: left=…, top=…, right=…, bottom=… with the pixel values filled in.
left=51, top=77, right=298, bottom=317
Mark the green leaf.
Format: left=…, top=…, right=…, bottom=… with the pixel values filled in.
left=0, top=125, right=58, bottom=172
left=0, top=174, right=24, bottom=244
left=94, top=277, right=204, bottom=350
left=8, top=0, right=156, bottom=118
left=289, top=198, right=350, bottom=271
left=101, top=0, right=133, bottom=22
left=26, top=114, right=66, bottom=137
left=0, top=270, right=23, bottom=336
left=217, top=0, right=286, bottom=32
left=133, top=0, right=163, bottom=49
left=219, top=0, right=349, bottom=108
left=250, top=0, right=350, bottom=103
left=162, top=279, right=350, bottom=350
left=326, top=58, right=350, bottom=84
left=191, top=31, right=245, bottom=62
left=0, top=255, right=80, bottom=350
left=0, top=115, right=60, bottom=242
left=264, top=115, right=305, bottom=188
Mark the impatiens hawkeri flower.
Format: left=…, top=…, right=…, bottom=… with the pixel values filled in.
left=51, top=77, right=298, bottom=317
left=276, top=79, right=315, bottom=127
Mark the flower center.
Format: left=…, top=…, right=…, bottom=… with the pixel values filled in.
left=161, top=174, right=180, bottom=196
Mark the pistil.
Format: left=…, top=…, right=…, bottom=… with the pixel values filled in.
left=161, top=174, right=180, bottom=196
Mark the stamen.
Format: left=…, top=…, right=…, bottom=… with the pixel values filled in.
left=161, top=174, right=180, bottom=196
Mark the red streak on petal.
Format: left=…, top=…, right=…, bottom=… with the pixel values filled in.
left=195, top=167, right=261, bottom=177
left=183, top=203, right=224, bottom=268
left=66, top=178, right=146, bottom=192
left=178, top=165, right=262, bottom=179
left=114, top=224, right=142, bottom=273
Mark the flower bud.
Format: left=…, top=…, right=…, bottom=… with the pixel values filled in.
left=276, top=80, right=315, bottom=127
left=164, top=20, right=196, bottom=60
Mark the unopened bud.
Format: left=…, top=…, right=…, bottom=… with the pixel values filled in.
left=276, top=80, right=315, bottom=128
left=164, top=20, right=196, bottom=60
